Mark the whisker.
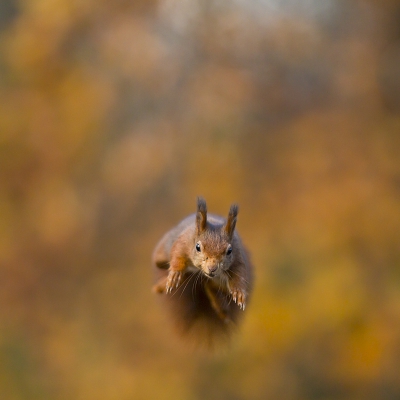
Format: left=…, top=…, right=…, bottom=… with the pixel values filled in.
left=222, top=271, right=234, bottom=305
left=178, top=272, right=196, bottom=299
left=216, top=281, right=222, bottom=297
left=192, top=270, right=202, bottom=300
left=192, top=271, right=200, bottom=299
left=168, top=271, right=191, bottom=298
left=228, top=268, right=250, bottom=284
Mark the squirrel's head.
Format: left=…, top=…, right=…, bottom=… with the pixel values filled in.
left=192, top=197, right=238, bottom=278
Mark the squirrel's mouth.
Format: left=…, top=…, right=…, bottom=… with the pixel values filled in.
left=204, top=271, right=218, bottom=278
left=202, top=264, right=220, bottom=278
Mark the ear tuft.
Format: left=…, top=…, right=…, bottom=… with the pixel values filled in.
left=196, top=197, right=207, bottom=234
left=225, top=203, right=238, bottom=239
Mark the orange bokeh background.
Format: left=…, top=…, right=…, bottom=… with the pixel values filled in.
left=1, top=1, right=400, bottom=398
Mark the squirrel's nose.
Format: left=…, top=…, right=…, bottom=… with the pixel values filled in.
left=208, top=265, right=218, bottom=274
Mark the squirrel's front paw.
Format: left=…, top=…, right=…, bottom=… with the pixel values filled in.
left=166, top=270, right=183, bottom=293
left=231, top=288, right=246, bottom=310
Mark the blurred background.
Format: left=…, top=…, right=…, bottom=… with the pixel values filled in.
left=1, top=0, right=400, bottom=398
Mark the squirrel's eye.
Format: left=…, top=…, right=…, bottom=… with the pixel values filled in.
left=195, top=242, right=201, bottom=252
left=226, top=245, right=232, bottom=255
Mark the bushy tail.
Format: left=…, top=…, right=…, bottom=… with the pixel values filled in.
left=156, top=270, right=243, bottom=350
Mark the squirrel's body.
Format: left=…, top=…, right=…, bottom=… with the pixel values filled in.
left=152, top=198, right=253, bottom=348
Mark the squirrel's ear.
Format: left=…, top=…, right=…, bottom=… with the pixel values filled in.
left=225, top=203, right=238, bottom=239
left=196, top=197, right=207, bottom=234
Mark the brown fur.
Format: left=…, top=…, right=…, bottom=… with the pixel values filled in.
left=152, top=197, right=253, bottom=348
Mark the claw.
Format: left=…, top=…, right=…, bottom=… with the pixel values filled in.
left=166, top=270, right=183, bottom=294
left=230, top=288, right=246, bottom=310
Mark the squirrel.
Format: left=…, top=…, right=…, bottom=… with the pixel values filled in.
left=152, top=197, right=253, bottom=348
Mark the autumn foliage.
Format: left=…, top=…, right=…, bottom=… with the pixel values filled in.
left=1, top=0, right=400, bottom=399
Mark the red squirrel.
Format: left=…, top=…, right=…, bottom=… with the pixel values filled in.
left=152, top=197, right=253, bottom=347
